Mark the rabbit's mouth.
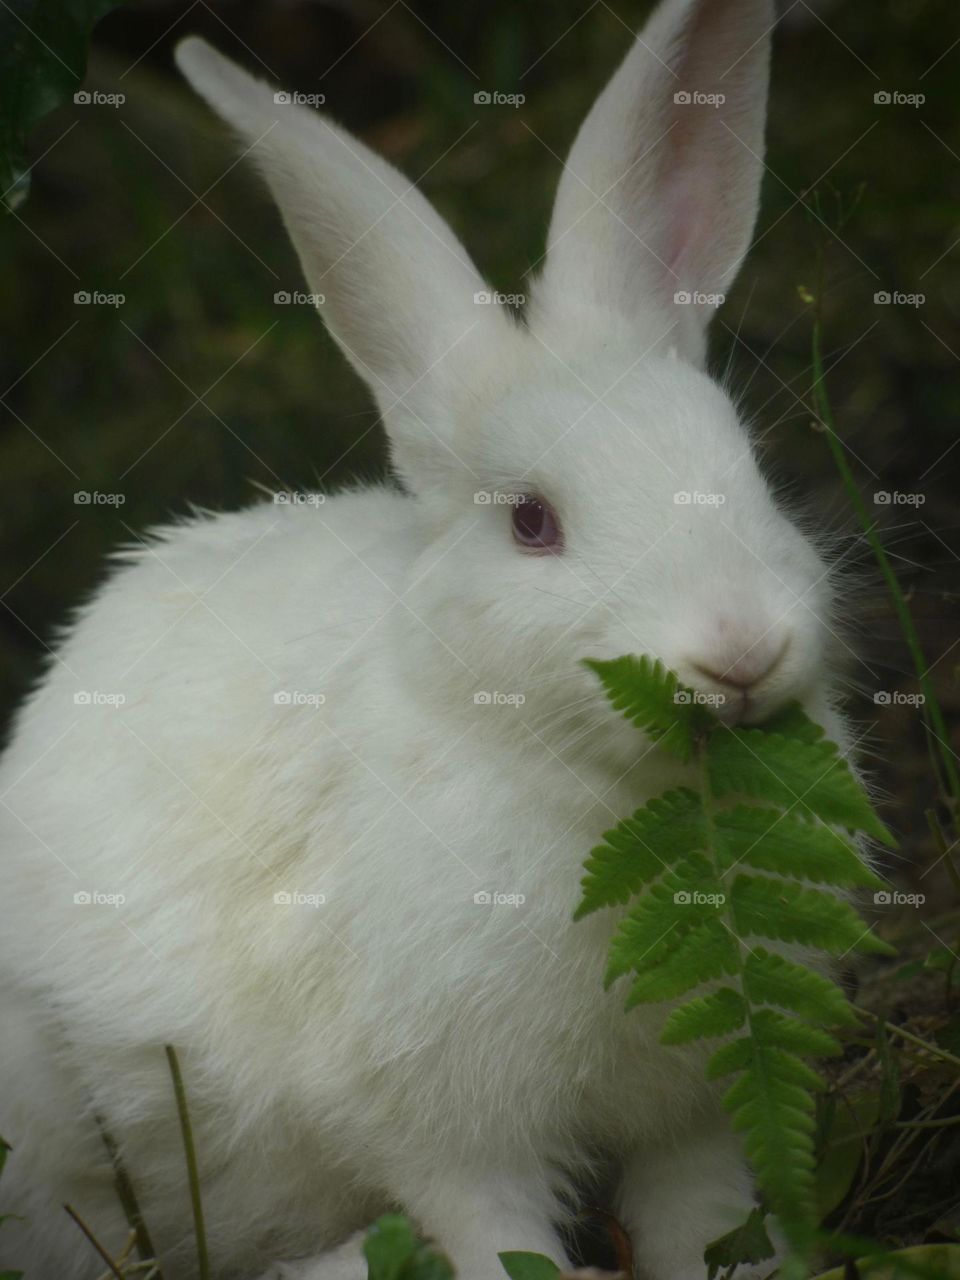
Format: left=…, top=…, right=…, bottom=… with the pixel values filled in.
left=678, top=633, right=803, bottom=727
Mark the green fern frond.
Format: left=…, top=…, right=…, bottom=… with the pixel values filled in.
left=731, top=874, right=893, bottom=955
left=578, top=659, right=897, bottom=1271
left=660, top=986, right=746, bottom=1044
left=582, top=655, right=713, bottom=760
left=714, top=806, right=884, bottom=888
left=709, top=726, right=894, bottom=846
left=576, top=789, right=705, bottom=918
left=743, top=948, right=859, bottom=1027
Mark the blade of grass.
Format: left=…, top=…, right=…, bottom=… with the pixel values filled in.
left=164, top=1045, right=210, bottom=1280
left=808, top=250, right=960, bottom=814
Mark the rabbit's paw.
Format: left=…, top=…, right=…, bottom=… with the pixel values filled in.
left=254, top=1232, right=367, bottom=1280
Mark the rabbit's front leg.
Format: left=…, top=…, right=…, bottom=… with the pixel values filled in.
left=617, top=1121, right=763, bottom=1280
left=398, top=1167, right=571, bottom=1280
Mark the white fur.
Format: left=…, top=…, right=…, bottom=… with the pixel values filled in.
left=0, top=2, right=851, bottom=1278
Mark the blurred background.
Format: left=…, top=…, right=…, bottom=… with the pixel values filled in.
left=1, top=1, right=958, bottom=884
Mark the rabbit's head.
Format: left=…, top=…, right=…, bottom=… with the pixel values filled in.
left=176, top=0, right=839, bottom=743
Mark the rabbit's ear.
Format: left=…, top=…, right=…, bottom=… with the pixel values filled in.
left=531, top=0, right=773, bottom=366
left=175, top=39, right=511, bottom=492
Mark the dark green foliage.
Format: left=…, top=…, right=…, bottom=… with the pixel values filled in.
left=0, top=0, right=126, bottom=207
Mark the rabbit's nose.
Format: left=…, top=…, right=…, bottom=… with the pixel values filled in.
left=681, top=633, right=790, bottom=723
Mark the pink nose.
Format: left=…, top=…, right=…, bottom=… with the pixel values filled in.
left=691, top=643, right=784, bottom=691
left=680, top=631, right=790, bottom=722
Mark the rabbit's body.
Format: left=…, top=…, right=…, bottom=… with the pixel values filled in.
left=0, top=0, right=856, bottom=1276
left=0, top=483, right=728, bottom=1280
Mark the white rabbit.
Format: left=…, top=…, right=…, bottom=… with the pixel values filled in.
left=0, top=1, right=851, bottom=1278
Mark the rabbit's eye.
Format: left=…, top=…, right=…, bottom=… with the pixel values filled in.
left=511, top=495, right=562, bottom=553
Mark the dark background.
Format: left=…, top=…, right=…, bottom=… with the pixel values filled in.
left=1, top=0, right=958, bottom=882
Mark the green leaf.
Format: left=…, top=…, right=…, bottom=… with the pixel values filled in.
left=605, top=853, right=725, bottom=984
left=715, top=806, right=882, bottom=888
left=709, top=729, right=894, bottom=846
left=731, top=874, right=894, bottom=956
left=722, top=1045, right=821, bottom=1253
left=364, top=1216, right=418, bottom=1280
left=624, top=920, right=740, bottom=1006
left=497, top=1252, right=562, bottom=1280
left=661, top=986, right=746, bottom=1044
left=583, top=655, right=714, bottom=760
left=0, top=0, right=127, bottom=209
left=704, top=1206, right=776, bottom=1280
left=761, top=703, right=826, bottom=744
left=576, top=789, right=705, bottom=918
left=816, top=1090, right=881, bottom=1218
left=743, top=949, right=859, bottom=1027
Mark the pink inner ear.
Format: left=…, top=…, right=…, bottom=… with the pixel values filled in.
left=662, top=148, right=716, bottom=286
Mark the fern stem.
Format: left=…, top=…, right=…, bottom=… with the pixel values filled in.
left=165, top=1044, right=210, bottom=1280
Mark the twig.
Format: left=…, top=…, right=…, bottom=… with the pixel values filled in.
left=96, top=1115, right=161, bottom=1273
left=853, top=1006, right=960, bottom=1071
left=63, top=1202, right=124, bottom=1279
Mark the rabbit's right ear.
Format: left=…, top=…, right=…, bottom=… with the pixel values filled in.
left=531, top=0, right=774, bottom=367
left=175, top=39, right=511, bottom=493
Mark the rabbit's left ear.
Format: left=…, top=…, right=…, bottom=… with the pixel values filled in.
left=532, top=0, right=774, bottom=366
left=175, top=39, right=512, bottom=494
